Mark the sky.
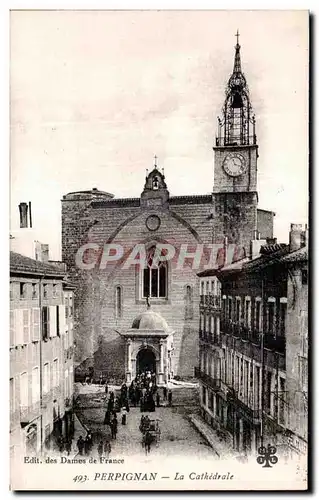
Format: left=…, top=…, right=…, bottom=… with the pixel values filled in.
left=10, top=10, right=309, bottom=260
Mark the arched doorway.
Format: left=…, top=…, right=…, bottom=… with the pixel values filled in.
left=136, top=348, right=156, bottom=375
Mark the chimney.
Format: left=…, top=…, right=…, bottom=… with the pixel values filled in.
left=289, top=223, right=304, bottom=252
left=29, top=201, right=32, bottom=228
left=250, top=233, right=267, bottom=260
left=41, top=244, right=49, bottom=262
left=19, top=202, right=29, bottom=228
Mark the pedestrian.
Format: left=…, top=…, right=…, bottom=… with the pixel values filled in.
left=104, top=409, right=111, bottom=426
left=168, top=389, right=172, bottom=406
left=105, top=381, right=108, bottom=396
left=88, top=366, right=94, bottom=385
left=99, top=373, right=103, bottom=386
left=58, top=436, right=64, bottom=453
left=104, top=439, right=111, bottom=457
left=84, top=436, right=90, bottom=455
left=65, top=438, right=72, bottom=456
left=97, top=441, right=103, bottom=457
left=77, top=436, right=84, bottom=455
left=156, top=392, right=160, bottom=408
left=86, top=431, right=93, bottom=451
left=111, top=416, right=118, bottom=439
left=125, top=399, right=130, bottom=413
left=144, top=431, right=152, bottom=455
left=121, top=407, right=127, bottom=425
left=163, top=385, right=168, bottom=401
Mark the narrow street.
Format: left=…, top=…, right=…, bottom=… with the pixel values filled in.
left=74, top=384, right=215, bottom=459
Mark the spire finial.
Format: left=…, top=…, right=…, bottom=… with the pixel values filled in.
left=154, top=154, right=158, bottom=168
left=235, top=29, right=240, bottom=47
left=233, top=30, right=242, bottom=74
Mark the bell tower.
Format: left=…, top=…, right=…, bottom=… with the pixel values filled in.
left=213, top=31, right=258, bottom=193
left=212, top=32, right=258, bottom=251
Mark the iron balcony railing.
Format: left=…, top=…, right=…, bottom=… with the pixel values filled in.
left=220, top=319, right=286, bottom=354
left=199, top=330, right=222, bottom=346
left=226, top=387, right=261, bottom=423
left=194, top=369, right=222, bottom=391
left=19, top=401, right=41, bottom=424
left=200, top=294, right=222, bottom=309
left=215, top=135, right=257, bottom=147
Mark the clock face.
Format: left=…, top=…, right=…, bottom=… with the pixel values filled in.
left=223, top=154, right=246, bottom=177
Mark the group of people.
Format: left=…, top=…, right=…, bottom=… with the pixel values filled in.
left=97, top=439, right=112, bottom=458
left=78, top=374, right=174, bottom=457
left=103, top=389, right=129, bottom=440
left=76, top=431, right=93, bottom=455
left=77, top=431, right=112, bottom=457
left=57, top=436, right=73, bottom=455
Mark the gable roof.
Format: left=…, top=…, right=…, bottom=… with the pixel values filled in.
left=10, top=251, right=66, bottom=278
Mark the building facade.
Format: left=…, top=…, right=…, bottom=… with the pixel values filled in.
left=197, top=224, right=308, bottom=458
left=61, top=38, right=274, bottom=382
left=120, top=308, right=174, bottom=386
left=10, top=252, right=75, bottom=462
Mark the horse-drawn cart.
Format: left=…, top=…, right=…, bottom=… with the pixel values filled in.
left=140, top=415, right=161, bottom=446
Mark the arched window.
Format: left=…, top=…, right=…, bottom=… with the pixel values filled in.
left=115, top=286, right=122, bottom=318
left=152, top=176, right=159, bottom=190
left=142, top=247, right=167, bottom=299
left=185, top=285, right=193, bottom=320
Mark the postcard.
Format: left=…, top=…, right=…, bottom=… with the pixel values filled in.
left=9, top=9, right=309, bottom=491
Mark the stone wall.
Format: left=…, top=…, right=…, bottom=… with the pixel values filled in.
left=62, top=189, right=261, bottom=380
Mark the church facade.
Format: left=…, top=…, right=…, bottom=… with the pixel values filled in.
left=61, top=39, right=274, bottom=383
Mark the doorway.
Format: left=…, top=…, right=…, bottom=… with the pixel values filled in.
left=136, top=348, right=156, bottom=375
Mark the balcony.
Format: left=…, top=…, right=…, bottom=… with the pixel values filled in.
left=226, top=390, right=261, bottom=424
left=222, top=333, right=285, bottom=371
left=221, top=320, right=286, bottom=354
left=195, top=369, right=221, bottom=391
left=215, top=135, right=257, bottom=147
left=264, top=334, right=286, bottom=353
left=19, top=401, right=41, bottom=426
left=199, top=330, right=221, bottom=347
left=200, top=294, right=222, bottom=310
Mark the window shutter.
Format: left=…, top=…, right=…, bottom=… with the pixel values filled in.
left=23, top=309, right=30, bottom=344
left=42, top=307, right=48, bottom=340
left=56, top=306, right=60, bottom=336
left=10, top=310, right=15, bottom=347
left=49, top=306, right=56, bottom=337
left=32, top=308, right=40, bottom=341
left=59, top=305, right=66, bottom=334
left=15, top=309, right=24, bottom=346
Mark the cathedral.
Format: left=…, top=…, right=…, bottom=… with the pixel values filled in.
left=62, top=37, right=274, bottom=383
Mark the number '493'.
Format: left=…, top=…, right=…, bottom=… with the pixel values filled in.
left=73, top=475, right=88, bottom=483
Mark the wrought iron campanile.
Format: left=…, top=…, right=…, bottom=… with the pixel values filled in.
left=216, top=31, right=256, bottom=147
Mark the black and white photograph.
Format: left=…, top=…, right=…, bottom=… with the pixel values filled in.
left=9, top=9, right=308, bottom=491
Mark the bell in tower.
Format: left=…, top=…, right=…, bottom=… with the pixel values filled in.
left=140, top=155, right=169, bottom=209
left=216, top=30, right=256, bottom=147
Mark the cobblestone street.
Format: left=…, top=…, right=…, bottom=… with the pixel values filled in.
left=74, top=385, right=215, bottom=459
